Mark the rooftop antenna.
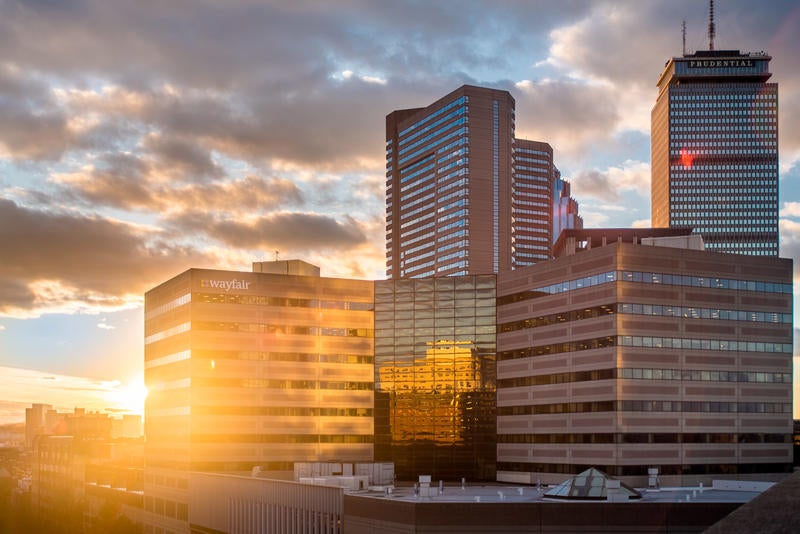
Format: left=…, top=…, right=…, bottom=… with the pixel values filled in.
left=708, top=0, right=715, bottom=50
left=682, top=19, right=687, bottom=55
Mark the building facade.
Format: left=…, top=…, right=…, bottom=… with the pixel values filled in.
left=374, top=276, right=497, bottom=481
left=143, top=261, right=375, bottom=533
left=553, top=174, right=583, bottom=245
left=651, top=49, right=778, bottom=256
left=495, top=231, right=793, bottom=485
left=513, top=139, right=561, bottom=267
left=385, top=85, right=580, bottom=278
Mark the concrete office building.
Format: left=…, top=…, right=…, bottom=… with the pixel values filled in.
left=495, top=229, right=793, bottom=486
left=385, top=85, right=580, bottom=278
left=651, top=47, right=778, bottom=256
left=142, top=260, right=375, bottom=533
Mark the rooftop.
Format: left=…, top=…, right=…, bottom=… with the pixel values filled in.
left=349, top=480, right=765, bottom=505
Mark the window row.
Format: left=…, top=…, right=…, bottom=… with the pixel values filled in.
left=498, top=432, right=789, bottom=444
left=193, top=321, right=373, bottom=338
left=190, top=433, right=374, bottom=443
left=193, top=405, right=372, bottom=416
left=497, top=462, right=792, bottom=477
left=191, top=377, right=374, bottom=390
left=496, top=367, right=791, bottom=388
left=498, top=400, right=790, bottom=416
left=193, top=292, right=373, bottom=310
left=191, top=349, right=373, bottom=364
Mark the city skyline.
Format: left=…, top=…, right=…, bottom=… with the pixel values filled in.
left=1, top=0, right=800, bottom=424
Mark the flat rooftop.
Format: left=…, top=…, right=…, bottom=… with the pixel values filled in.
left=354, top=481, right=763, bottom=505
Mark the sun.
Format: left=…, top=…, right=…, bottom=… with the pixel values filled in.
left=106, top=376, right=148, bottom=415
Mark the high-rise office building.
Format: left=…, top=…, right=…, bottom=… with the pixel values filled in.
left=513, top=139, right=564, bottom=267
left=385, top=85, right=580, bottom=278
left=651, top=48, right=778, bottom=256
left=496, top=229, right=793, bottom=485
left=142, top=261, right=375, bottom=533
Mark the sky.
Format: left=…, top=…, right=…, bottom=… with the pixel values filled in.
left=1, top=0, right=799, bottom=424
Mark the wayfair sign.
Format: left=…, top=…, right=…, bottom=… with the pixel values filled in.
left=200, top=279, right=251, bottom=292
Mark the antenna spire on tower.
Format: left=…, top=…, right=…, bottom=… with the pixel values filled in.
left=682, top=19, right=687, bottom=55
left=708, top=0, right=716, bottom=50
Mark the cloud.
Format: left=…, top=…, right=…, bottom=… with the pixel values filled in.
left=0, top=365, right=143, bottom=424
left=780, top=201, right=800, bottom=218
left=97, top=319, right=115, bottom=330
left=142, top=133, right=225, bottom=182
left=168, top=210, right=368, bottom=252
left=0, top=66, right=73, bottom=160
left=779, top=218, right=800, bottom=264
left=570, top=160, right=650, bottom=202
left=513, top=79, right=620, bottom=157
left=56, top=165, right=304, bottom=214
left=0, top=198, right=217, bottom=317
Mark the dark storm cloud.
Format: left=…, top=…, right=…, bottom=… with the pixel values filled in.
left=168, top=211, right=367, bottom=251
left=0, top=198, right=215, bottom=315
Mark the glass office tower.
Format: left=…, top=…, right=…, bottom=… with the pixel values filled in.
left=385, top=85, right=515, bottom=278
left=651, top=49, right=778, bottom=256
left=385, top=85, right=581, bottom=277
left=374, top=276, right=497, bottom=481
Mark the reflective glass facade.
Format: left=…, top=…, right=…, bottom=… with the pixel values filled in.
left=652, top=50, right=778, bottom=256
left=374, top=276, right=497, bottom=481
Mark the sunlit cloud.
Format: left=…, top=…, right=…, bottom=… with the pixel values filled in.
left=0, top=366, right=146, bottom=424
left=578, top=210, right=610, bottom=227
left=570, top=160, right=650, bottom=202
left=779, top=201, right=800, bottom=218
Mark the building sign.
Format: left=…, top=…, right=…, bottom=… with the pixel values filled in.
left=200, top=279, right=251, bottom=292
left=687, top=59, right=755, bottom=68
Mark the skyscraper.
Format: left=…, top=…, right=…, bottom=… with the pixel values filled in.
left=651, top=48, right=778, bottom=256
left=385, top=85, right=580, bottom=278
